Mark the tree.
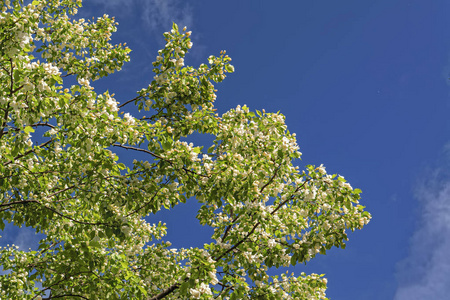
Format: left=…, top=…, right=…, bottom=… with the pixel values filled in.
left=0, top=0, right=371, bottom=299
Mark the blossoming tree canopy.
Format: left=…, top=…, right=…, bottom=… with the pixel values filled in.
left=0, top=0, right=371, bottom=299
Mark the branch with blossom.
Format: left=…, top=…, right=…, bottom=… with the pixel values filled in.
left=0, top=1, right=371, bottom=299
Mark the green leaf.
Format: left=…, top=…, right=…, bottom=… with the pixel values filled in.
left=24, top=126, right=35, bottom=134
left=179, top=282, right=189, bottom=294
left=225, top=64, right=235, bottom=73
left=277, top=149, right=283, bottom=158
left=344, top=200, right=351, bottom=210
left=290, top=254, right=297, bottom=266
left=13, top=69, right=20, bottom=84
left=138, top=285, right=147, bottom=296
left=52, top=74, right=62, bottom=84
left=90, top=240, right=101, bottom=248
left=192, top=146, right=202, bottom=154
left=172, top=23, right=179, bottom=32
left=162, top=141, right=172, bottom=150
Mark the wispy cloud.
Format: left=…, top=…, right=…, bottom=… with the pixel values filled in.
left=142, top=0, right=193, bottom=32
left=89, top=0, right=193, bottom=32
left=394, top=167, right=450, bottom=300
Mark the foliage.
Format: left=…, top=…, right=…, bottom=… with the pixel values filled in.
left=0, top=0, right=371, bottom=299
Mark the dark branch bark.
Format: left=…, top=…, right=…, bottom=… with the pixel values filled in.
left=148, top=169, right=306, bottom=300
left=113, top=143, right=208, bottom=178
left=148, top=283, right=180, bottom=300
left=3, top=139, right=53, bottom=166
left=215, top=179, right=310, bottom=262
left=45, top=294, right=89, bottom=300
left=222, top=164, right=281, bottom=242
left=118, top=95, right=141, bottom=108
left=0, top=185, right=117, bottom=227
left=126, top=183, right=162, bottom=217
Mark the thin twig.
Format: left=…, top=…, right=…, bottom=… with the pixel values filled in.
left=118, top=95, right=141, bottom=108
left=113, top=143, right=208, bottom=178
left=3, top=139, right=53, bottom=166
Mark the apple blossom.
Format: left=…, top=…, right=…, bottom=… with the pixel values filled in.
left=0, top=1, right=370, bottom=299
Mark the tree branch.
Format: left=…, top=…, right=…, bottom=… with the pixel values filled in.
left=125, top=182, right=163, bottom=217
left=3, top=139, right=53, bottom=166
left=113, top=143, right=208, bottom=178
left=45, top=294, right=89, bottom=300
left=0, top=185, right=118, bottom=227
left=146, top=167, right=299, bottom=300
left=259, top=164, right=280, bottom=193
left=148, top=283, right=181, bottom=300
left=9, top=58, right=13, bottom=96
left=118, top=95, right=141, bottom=108
left=215, top=179, right=310, bottom=262
left=222, top=164, right=281, bottom=242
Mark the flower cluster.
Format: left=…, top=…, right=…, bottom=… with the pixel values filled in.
left=0, top=1, right=370, bottom=299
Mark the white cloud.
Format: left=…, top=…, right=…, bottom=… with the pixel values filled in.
left=89, top=0, right=193, bottom=32
left=394, top=169, right=450, bottom=300
left=142, top=0, right=193, bottom=32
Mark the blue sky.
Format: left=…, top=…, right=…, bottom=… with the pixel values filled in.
left=4, top=0, right=450, bottom=299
